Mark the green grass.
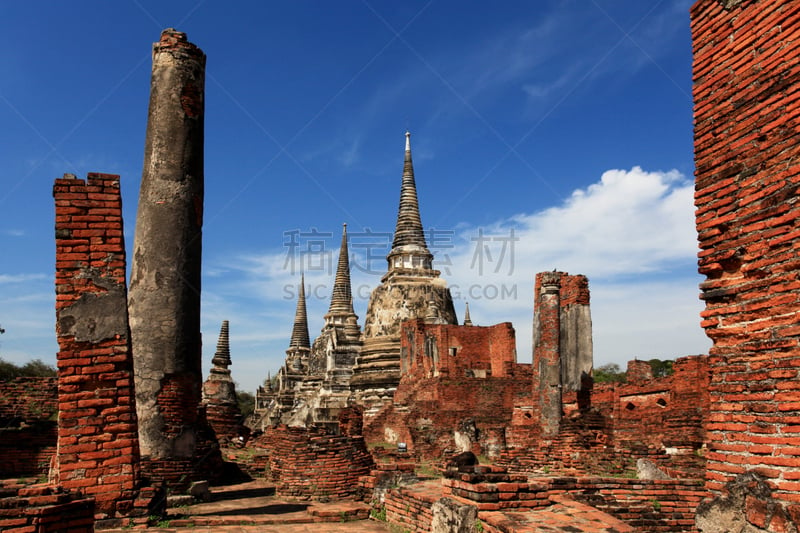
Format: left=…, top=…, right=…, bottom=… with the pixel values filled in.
left=370, top=506, right=387, bottom=522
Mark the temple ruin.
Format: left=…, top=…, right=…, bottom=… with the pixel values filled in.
left=3, top=1, right=800, bottom=529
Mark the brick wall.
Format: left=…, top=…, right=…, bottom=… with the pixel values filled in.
left=365, top=320, right=531, bottom=460
left=0, top=377, right=58, bottom=477
left=692, top=0, right=800, bottom=506
left=365, top=372, right=533, bottom=460
left=502, top=356, right=709, bottom=480
left=442, top=466, right=706, bottom=532
left=0, top=424, right=56, bottom=478
left=0, top=377, right=57, bottom=424
left=400, top=319, right=517, bottom=379
left=595, top=356, right=710, bottom=452
left=53, top=173, right=142, bottom=518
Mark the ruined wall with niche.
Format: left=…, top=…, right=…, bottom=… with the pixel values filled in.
left=364, top=319, right=532, bottom=460
left=589, top=356, right=710, bottom=453
left=399, top=319, right=517, bottom=378
left=691, top=0, right=800, bottom=528
left=503, top=356, right=709, bottom=480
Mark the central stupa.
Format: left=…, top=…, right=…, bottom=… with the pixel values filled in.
left=351, top=132, right=458, bottom=415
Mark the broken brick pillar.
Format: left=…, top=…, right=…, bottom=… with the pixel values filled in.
left=128, top=29, right=208, bottom=485
left=533, top=271, right=562, bottom=437
left=53, top=173, right=141, bottom=518
left=202, top=320, right=243, bottom=441
left=692, top=0, right=800, bottom=519
left=626, top=360, right=653, bottom=384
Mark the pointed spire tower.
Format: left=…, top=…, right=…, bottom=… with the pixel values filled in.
left=464, top=302, right=473, bottom=326
left=323, top=224, right=361, bottom=339
left=385, top=132, right=434, bottom=279
left=287, top=274, right=311, bottom=370
left=211, top=320, right=232, bottom=369
left=289, top=273, right=311, bottom=350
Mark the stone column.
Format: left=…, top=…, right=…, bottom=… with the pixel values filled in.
left=128, top=29, right=206, bottom=475
left=533, top=271, right=562, bottom=438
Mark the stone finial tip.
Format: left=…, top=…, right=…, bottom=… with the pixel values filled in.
left=405, top=131, right=411, bottom=151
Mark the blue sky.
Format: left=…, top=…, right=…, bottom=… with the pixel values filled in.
left=0, top=0, right=710, bottom=392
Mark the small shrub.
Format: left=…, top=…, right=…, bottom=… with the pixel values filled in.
left=651, top=499, right=662, bottom=512
left=370, top=506, right=387, bottom=522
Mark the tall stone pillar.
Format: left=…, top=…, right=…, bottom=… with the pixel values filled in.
left=533, top=271, right=562, bottom=438
left=128, top=29, right=207, bottom=482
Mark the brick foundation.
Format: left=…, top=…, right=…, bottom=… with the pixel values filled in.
left=259, top=425, right=374, bottom=501
left=0, top=482, right=95, bottom=533
left=380, top=466, right=704, bottom=532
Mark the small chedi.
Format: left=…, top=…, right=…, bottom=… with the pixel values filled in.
left=202, top=320, right=245, bottom=441
left=3, top=1, right=800, bottom=530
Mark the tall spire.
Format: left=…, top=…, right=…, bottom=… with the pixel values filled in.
left=211, top=320, right=231, bottom=368
left=325, top=224, right=357, bottom=328
left=392, top=132, right=430, bottom=251
left=386, top=132, right=434, bottom=276
left=289, top=274, right=310, bottom=349
left=464, top=302, right=473, bottom=326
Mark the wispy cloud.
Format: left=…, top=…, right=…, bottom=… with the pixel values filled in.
left=1, top=229, right=25, bottom=237
left=0, top=273, right=47, bottom=284
left=338, top=137, right=361, bottom=168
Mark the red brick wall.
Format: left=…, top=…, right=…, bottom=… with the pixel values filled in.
left=596, top=356, right=710, bottom=452
left=366, top=370, right=533, bottom=460
left=443, top=471, right=706, bottom=532
left=692, top=0, right=800, bottom=504
left=502, top=356, right=709, bottom=480
left=0, top=424, right=56, bottom=478
left=0, top=377, right=57, bottom=424
left=383, top=467, right=706, bottom=533
left=626, top=360, right=653, bottom=383
left=0, top=377, right=58, bottom=477
left=400, top=319, right=517, bottom=379
left=53, top=173, right=141, bottom=517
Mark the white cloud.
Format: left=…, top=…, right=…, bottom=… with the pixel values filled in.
left=440, top=166, right=708, bottom=365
